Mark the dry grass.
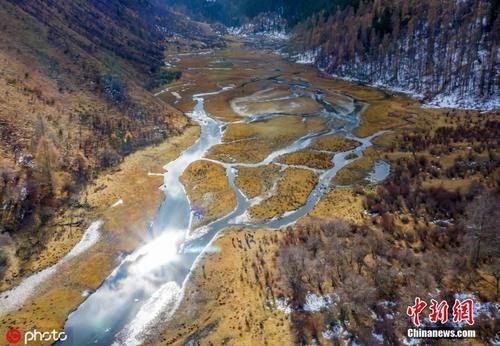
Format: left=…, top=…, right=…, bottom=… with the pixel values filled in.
left=180, top=159, right=237, bottom=228
left=310, top=135, right=361, bottom=152
left=333, top=147, right=380, bottom=185
left=291, top=69, right=423, bottom=138
left=354, top=96, right=417, bottom=137
left=146, top=41, right=500, bottom=346
left=277, top=149, right=333, bottom=169
left=145, top=228, right=293, bottom=346
left=0, top=126, right=200, bottom=338
left=148, top=43, right=500, bottom=346
left=303, top=187, right=374, bottom=225
left=234, top=164, right=282, bottom=199
left=3, top=30, right=496, bottom=346
left=207, top=116, right=326, bottom=163
left=248, top=168, right=318, bottom=222
left=323, top=92, right=354, bottom=109
left=204, top=80, right=274, bottom=122
left=230, top=87, right=321, bottom=117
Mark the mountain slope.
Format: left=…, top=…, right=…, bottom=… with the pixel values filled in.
left=0, top=0, right=218, bottom=280
left=289, top=0, right=499, bottom=109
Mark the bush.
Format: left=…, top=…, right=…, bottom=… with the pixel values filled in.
left=146, top=70, right=182, bottom=90
left=99, top=74, right=128, bottom=104
left=98, top=149, right=121, bottom=168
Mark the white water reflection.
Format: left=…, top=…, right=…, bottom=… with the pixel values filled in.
left=58, top=88, right=230, bottom=346
left=115, top=281, right=182, bottom=346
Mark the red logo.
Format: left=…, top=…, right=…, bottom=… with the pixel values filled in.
left=5, top=328, right=22, bottom=344
left=407, top=297, right=475, bottom=327
left=452, top=298, right=475, bottom=326
left=406, top=297, right=427, bottom=327
left=429, top=299, right=449, bottom=324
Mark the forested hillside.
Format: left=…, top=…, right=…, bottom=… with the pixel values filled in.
left=169, top=0, right=359, bottom=25
left=290, top=0, right=499, bottom=109
left=0, top=0, right=219, bottom=275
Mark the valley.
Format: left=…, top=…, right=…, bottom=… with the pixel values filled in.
left=142, top=40, right=499, bottom=346
left=0, top=2, right=498, bottom=345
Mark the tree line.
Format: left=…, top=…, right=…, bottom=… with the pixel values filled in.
left=168, top=0, right=358, bottom=26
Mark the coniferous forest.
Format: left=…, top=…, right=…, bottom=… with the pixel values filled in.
left=291, top=0, right=499, bottom=108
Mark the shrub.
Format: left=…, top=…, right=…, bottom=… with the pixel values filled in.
left=146, top=70, right=182, bottom=90
left=99, top=74, right=128, bottom=104
left=98, top=149, right=121, bottom=168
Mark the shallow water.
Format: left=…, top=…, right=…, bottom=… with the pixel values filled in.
left=366, top=160, right=391, bottom=184
left=55, top=62, right=389, bottom=345
left=58, top=91, right=226, bottom=346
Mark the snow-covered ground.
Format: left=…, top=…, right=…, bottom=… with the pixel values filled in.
left=285, top=34, right=498, bottom=111
left=424, top=93, right=500, bottom=112
left=291, top=49, right=320, bottom=65
left=326, top=69, right=499, bottom=111
left=303, top=293, right=335, bottom=312
left=272, top=292, right=336, bottom=314
left=227, top=12, right=289, bottom=42
left=452, top=292, right=500, bottom=325
left=274, top=297, right=292, bottom=314
left=228, top=26, right=289, bottom=41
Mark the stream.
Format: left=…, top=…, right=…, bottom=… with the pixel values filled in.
left=55, top=64, right=389, bottom=345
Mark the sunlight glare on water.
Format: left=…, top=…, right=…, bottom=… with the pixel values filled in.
left=127, top=231, right=184, bottom=276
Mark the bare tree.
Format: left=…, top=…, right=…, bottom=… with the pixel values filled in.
left=483, top=262, right=500, bottom=301
left=277, top=245, right=308, bottom=308
left=337, top=271, right=377, bottom=321
left=464, top=191, right=500, bottom=267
